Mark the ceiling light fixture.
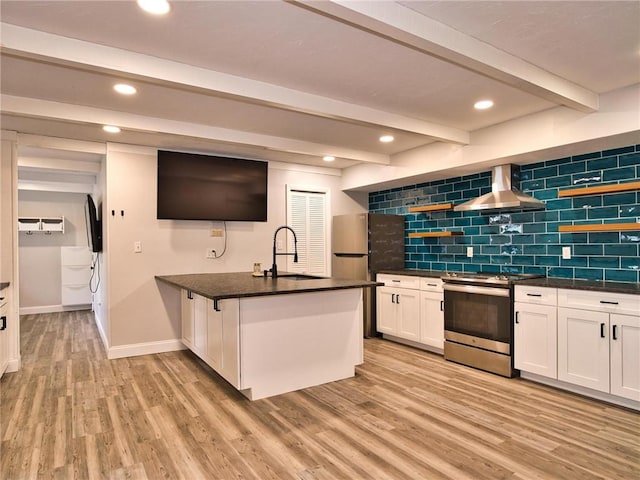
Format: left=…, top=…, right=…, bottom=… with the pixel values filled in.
left=103, top=125, right=121, bottom=133
left=113, top=83, right=137, bottom=95
left=323, top=156, right=335, bottom=162
left=379, top=135, right=394, bottom=143
left=474, top=99, right=494, bottom=110
left=137, top=0, right=171, bottom=15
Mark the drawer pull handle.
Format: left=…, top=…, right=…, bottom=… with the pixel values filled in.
left=427, top=283, right=437, bottom=287
left=612, top=325, right=618, bottom=340
left=526, top=293, right=542, bottom=297
left=392, top=280, right=401, bottom=283
left=599, top=300, right=619, bottom=305
left=600, top=323, right=606, bottom=338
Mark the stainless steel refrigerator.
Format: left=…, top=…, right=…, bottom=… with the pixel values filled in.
left=332, top=213, right=405, bottom=337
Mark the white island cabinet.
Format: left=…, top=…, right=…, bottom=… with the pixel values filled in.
left=161, top=272, right=374, bottom=401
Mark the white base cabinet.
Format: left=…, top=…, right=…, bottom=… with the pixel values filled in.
left=377, top=274, right=443, bottom=353
left=514, top=286, right=558, bottom=379
left=557, top=288, right=640, bottom=403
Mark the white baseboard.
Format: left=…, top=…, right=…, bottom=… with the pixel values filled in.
left=94, top=316, right=109, bottom=354
left=107, top=339, right=186, bottom=360
left=19, top=304, right=91, bottom=315
left=6, top=358, right=21, bottom=373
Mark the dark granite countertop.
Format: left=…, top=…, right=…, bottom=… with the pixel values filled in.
left=376, top=270, right=639, bottom=295
left=0, top=282, right=9, bottom=290
left=514, top=277, right=640, bottom=295
left=156, top=272, right=381, bottom=301
left=377, top=269, right=446, bottom=278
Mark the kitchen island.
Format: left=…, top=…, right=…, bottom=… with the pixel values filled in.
left=156, top=272, right=380, bottom=400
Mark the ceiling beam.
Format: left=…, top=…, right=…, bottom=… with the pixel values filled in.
left=2, top=95, right=391, bottom=165
left=293, top=0, right=599, bottom=113
left=0, top=23, right=469, bottom=145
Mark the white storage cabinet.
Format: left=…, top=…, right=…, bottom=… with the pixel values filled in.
left=61, top=246, right=92, bottom=306
left=513, top=285, right=558, bottom=378
left=376, top=274, right=420, bottom=341
left=558, top=289, right=640, bottom=402
left=419, top=277, right=444, bottom=351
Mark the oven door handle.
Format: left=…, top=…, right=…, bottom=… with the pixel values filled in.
left=443, top=283, right=510, bottom=297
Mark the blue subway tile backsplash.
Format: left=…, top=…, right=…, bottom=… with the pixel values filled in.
left=369, top=144, right=640, bottom=283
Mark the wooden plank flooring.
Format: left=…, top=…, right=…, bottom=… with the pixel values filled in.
left=1, top=310, right=639, bottom=479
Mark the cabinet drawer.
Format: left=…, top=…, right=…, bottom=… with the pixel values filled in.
left=515, top=286, right=557, bottom=306
left=420, top=277, right=443, bottom=292
left=61, top=265, right=91, bottom=285
left=376, top=274, right=420, bottom=289
left=61, top=246, right=92, bottom=266
left=61, top=285, right=92, bottom=305
left=558, top=289, right=640, bottom=316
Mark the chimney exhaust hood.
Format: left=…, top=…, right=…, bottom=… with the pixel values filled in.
left=454, top=164, right=545, bottom=212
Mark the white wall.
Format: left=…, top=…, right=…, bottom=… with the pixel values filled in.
left=103, top=143, right=366, bottom=356
left=18, top=190, right=90, bottom=310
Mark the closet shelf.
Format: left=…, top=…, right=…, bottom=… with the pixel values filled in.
left=408, top=231, right=463, bottom=238
left=407, top=203, right=453, bottom=213
left=18, top=216, right=65, bottom=234
left=558, top=181, right=640, bottom=198
left=559, top=223, right=640, bottom=233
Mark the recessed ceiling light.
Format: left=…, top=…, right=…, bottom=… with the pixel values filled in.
left=379, top=135, right=394, bottom=143
left=137, top=0, right=171, bottom=15
left=323, top=156, right=335, bottom=162
left=103, top=125, right=121, bottom=133
left=474, top=99, right=494, bottom=110
left=113, top=83, right=137, bottom=95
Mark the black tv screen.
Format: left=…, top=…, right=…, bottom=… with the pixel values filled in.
left=156, top=150, right=268, bottom=221
left=85, top=194, right=102, bottom=252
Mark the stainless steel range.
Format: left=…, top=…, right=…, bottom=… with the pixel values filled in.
left=442, top=272, right=542, bottom=377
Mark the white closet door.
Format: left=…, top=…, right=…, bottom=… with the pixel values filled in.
left=286, top=187, right=328, bottom=276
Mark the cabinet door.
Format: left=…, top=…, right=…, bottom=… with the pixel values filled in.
left=610, top=314, right=640, bottom=401
left=206, top=301, right=223, bottom=370
left=0, top=304, right=8, bottom=378
left=377, top=287, right=397, bottom=335
left=397, top=289, right=420, bottom=341
left=514, top=303, right=557, bottom=378
left=181, top=290, right=195, bottom=349
left=193, top=294, right=208, bottom=356
left=420, top=291, right=444, bottom=349
left=558, top=307, right=609, bottom=393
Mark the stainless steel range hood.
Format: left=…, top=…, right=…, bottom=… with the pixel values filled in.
left=454, top=164, right=545, bottom=212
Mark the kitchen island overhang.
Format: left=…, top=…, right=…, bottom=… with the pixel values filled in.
left=156, top=272, right=381, bottom=400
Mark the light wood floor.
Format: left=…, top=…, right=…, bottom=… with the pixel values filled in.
left=1, top=311, right=638, bottom=479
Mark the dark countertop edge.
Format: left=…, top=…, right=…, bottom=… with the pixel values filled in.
left=514, top=277, right=640, bottom=295
left=376, top=270, right=639, bottom=295
left=156, top=273, right=382, bottom=301
left=0, top=282, right=9, bottom=290
left=377, top=269, right=445, bottom=278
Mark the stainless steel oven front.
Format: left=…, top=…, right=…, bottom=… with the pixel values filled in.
left=443, top=282, right=516, bottom=377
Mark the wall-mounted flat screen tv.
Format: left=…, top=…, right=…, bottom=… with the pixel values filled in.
left=156, top=150, right=268, bottom=222
left=85, top=194, right=102, bottom=253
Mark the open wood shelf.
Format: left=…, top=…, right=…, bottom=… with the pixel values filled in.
left=408, top=231, right=464, bottom=238
left=407, top=203, right=453, bottom=213
left=559, top=223, right=640, bottom=233
left=559, top=181, right=640, bottom=198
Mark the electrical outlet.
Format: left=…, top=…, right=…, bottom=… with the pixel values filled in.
left=562, top=246, right=571, bottom=259
left=466, top=246, right=473, bottom=258
left=206, top=248, right=217, bottom=259
left=134, top=241, right=142, bottom=253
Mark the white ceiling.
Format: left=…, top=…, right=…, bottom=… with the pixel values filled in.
left=1, top=1, right=639, bottom=180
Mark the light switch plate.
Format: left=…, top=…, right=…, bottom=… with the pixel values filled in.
left=466, top=246, right=473, bottom=258
left=562, top=246, right=571, bottom=259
